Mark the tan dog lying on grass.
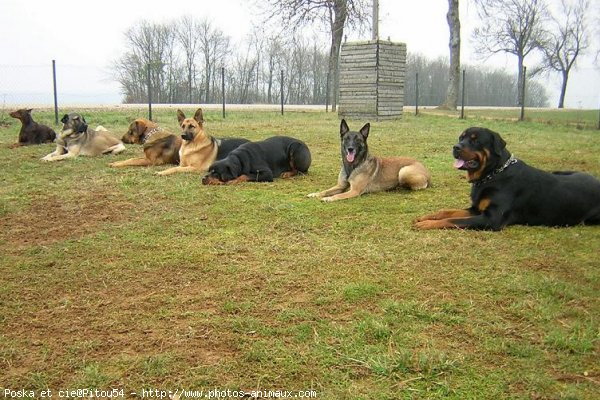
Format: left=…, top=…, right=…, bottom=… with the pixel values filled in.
left=42, top=113, right=125, bottom=162
left=308, top=119, right=431, bottom=202
left=109, top=118, right=181, bottom=168
left=157, top=108, right=249, bottom=176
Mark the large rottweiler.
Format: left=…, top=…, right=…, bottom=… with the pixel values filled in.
left=202, top=136, right=311, bottom=185
left=414, top=127, right=600, bottom=230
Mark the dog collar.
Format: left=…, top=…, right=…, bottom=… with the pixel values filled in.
left=473, top=154, right=518, bottom=186
left=142, top=127, right=162, bottom=143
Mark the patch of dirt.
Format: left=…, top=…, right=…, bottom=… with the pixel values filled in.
left=0, top=190, right=135, bottom=250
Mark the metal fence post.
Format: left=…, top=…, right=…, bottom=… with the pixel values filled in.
left=147, top=65, right=152, bottom=121
left=52, top=60, right=58, bottom=125
left=520, top=66, right=526, bottom=122
left=221, top=67, right=225, bottom=119
left=415, top=72, right=419, bottom=116
left=280, top=70, right=284, bottom=115
left=460, top=69, right=466, bottom=119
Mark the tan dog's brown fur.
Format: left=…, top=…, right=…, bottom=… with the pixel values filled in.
left=309, top=157, right=431, bottom=202
left=109, top=119, right=181, bottom=168
left=157, top=108, right=219, bottom=176
left=308, top=120, right=431, bottom=202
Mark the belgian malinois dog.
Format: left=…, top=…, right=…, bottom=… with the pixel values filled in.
left=308, top=119, right=431, bottom=202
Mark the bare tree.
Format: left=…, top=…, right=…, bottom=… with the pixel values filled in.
left=472, top=0, right=549, bottom=105
left=538, top=0, right=589, bottom=108
left=261, top=0, right=369, bottom=111
left=176, top=16, right=202, bottom=103
left=198, top=20, right=231, bottom=103
left=440, top=0, right=461, bottom=110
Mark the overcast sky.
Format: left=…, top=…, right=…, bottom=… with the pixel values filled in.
left=0, top=0, right=598, bottom=107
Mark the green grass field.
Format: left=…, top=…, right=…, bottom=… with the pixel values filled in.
left=1, top=108, right=599, bottom=399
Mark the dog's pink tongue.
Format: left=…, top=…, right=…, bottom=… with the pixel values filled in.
left=346, top=152, right=355, bottom=163
left=454, top=159, right=465, bottom=169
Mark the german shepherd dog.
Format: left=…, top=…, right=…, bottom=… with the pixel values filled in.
left=42, top=113, right=125, bottom=161
left=308, top=119, right=431, bottom=202
left=202, top=136, right=311, bottom=185
left=109, top=118, right=182, bottom=168
left=414, top=127, right=600, bottom=230
left=9, top=108, right=56, bottom=147
left=157, top=108, right=249, bottom=176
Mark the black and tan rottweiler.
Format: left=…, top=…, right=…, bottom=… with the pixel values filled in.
left=308, top=119, right=431, bottom=202
left=202, top=136, right=311, bottom=185
left=9, top=108, right=56, bottom=147
left=414, top=127, right=600, bottom=230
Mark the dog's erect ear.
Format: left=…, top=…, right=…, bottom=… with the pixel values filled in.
left=177, top=109, right=186, bottom=126
left=61, top=114, right=69, bottom=124
left=340, top=119, right=349, bottom=136
left=193, top=108, right=204, bottom=125
left=490, top=130, right=507, bottom=157
left=81, top=115, right=87, bottom=124
left=359, top=123, right=370, bottom=139
left=26, top=108, right=33, bottom=113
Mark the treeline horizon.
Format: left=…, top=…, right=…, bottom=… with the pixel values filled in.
left=113, top=18, right=549, bottom=108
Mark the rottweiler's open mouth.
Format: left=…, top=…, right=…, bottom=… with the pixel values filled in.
left=454, top=158, right=480, bottom=170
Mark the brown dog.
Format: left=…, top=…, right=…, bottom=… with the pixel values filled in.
left=308, top=120, right=431, bottom=202
left=9, top=108, right=56, bottom=147
left=109, top=118, right=181, bottom=168
left=157, top=108, right=249, bottom=176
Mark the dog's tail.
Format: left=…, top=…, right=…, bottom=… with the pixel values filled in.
left=398, top=164, right=431, bottom=190
left=95, top=125, right=108, bottom=132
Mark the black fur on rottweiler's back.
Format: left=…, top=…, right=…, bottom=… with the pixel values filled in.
left=216, top=138, right=251, bottom=160
left=469, top=160, right=600, bottom=229
left=204, top=136, right=311, bottom=183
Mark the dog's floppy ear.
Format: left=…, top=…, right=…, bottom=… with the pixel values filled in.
left=135, top=120, right=146, bottom=136
left=177, top=109, right=186, bottom=126
left=193, top=108, right=204, bottom=125
left=340, top=119, right=350, bottom=136
left=490, top=130, right=507, bottom=157
left=60, top=114, right=69, bottom=124
left=359, top=123, right=370, bottom=139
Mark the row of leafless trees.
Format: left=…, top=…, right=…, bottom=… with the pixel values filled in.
left=471, top=0, right=592, bottom=108
left=112, top=16, right=551, bottom=106
left=406, top=54, right=549, bottom=107
left=112, top=19, right=329, bottom=105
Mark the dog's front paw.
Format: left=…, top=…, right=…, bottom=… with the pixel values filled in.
left=321, top=196, right=337, bottom=202
left=414, top=214, right=433, bottom=223
left=307, top=192, right=322, bottom=198
left=41, top=155, right=52, bottom=162
left=413, top=219, right=442, bottom=230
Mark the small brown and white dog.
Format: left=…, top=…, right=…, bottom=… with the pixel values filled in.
left=157, top=108, right=249, bottom=176
left=308, top=119, right=431, bottom=202
left=42, top=113, right=125, bottom=162
left=109, top=118, right=181, bottom=168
